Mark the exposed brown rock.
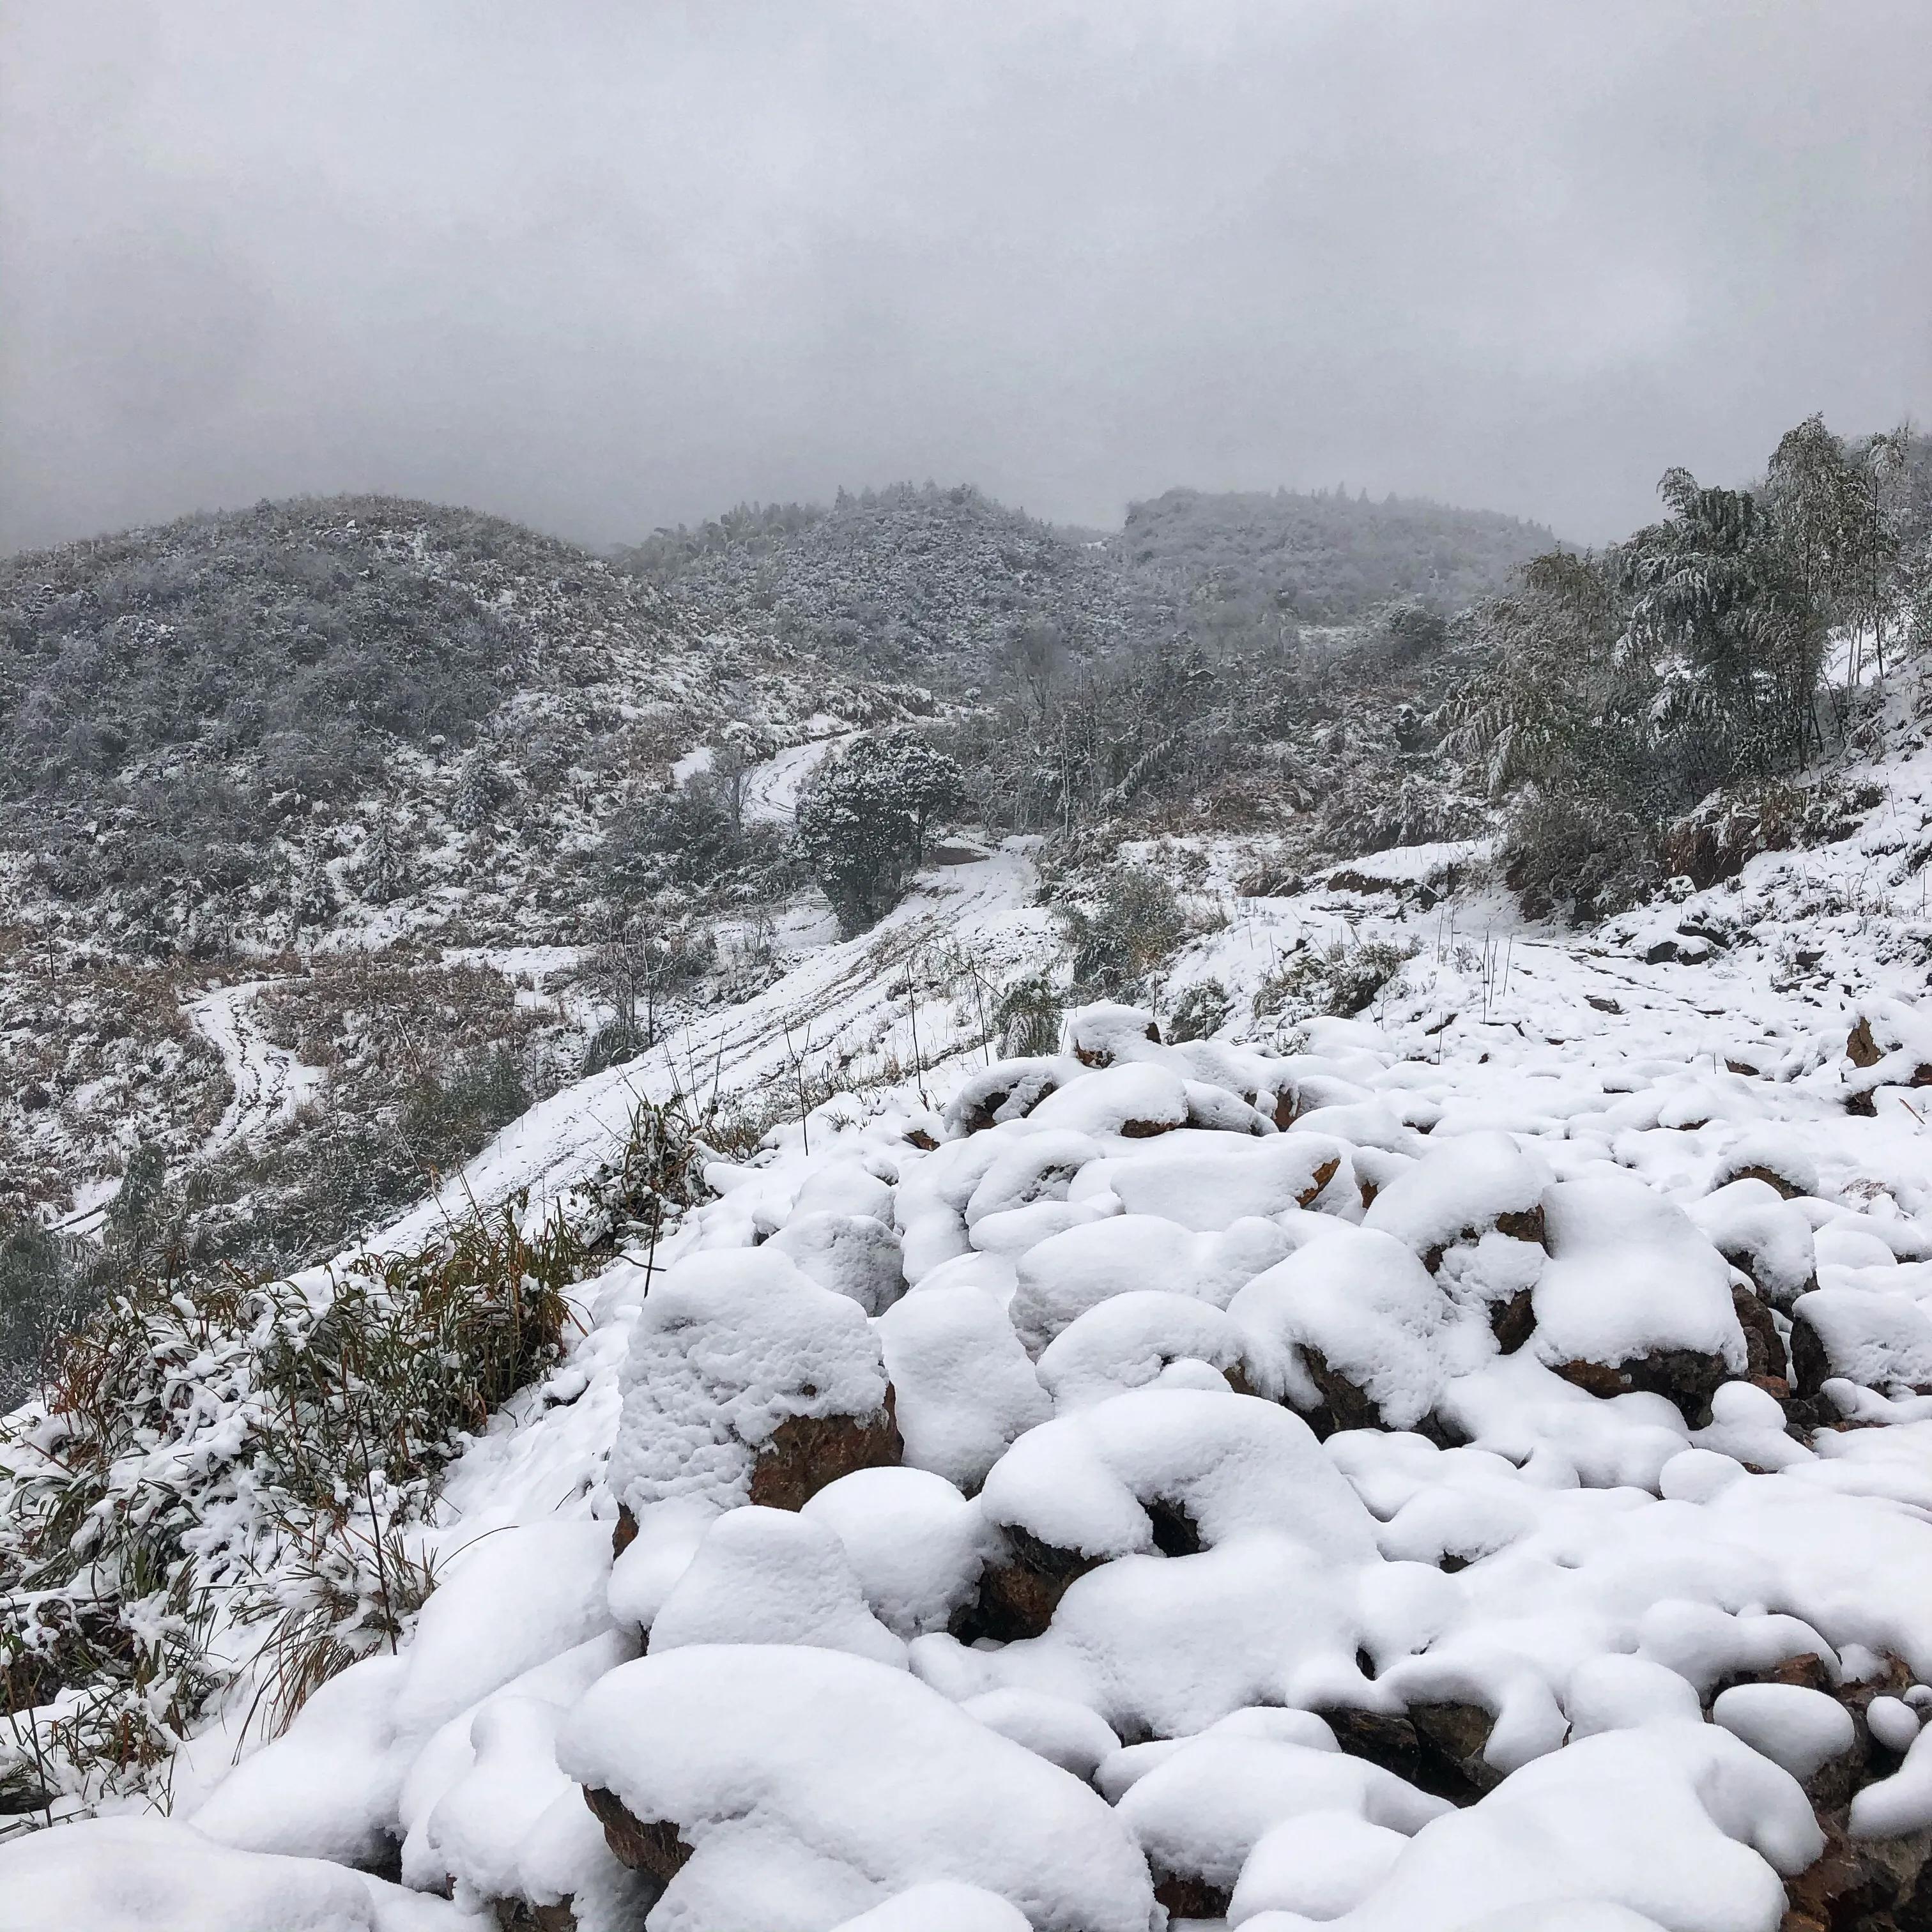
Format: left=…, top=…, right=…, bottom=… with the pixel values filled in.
left=958, top=1526, right=1102, bottom=1643
left=953, top=1084, right=1058, bottom=1135
left=1298, top=1346, right=1383, bottom=1438
left=1549, top=1346, right=1732, bottom=1426
left=1298, top=1156, right=1341, bottom=1207
left=583, top=1786, right=694, bottom=1886
left=1783, top=1815, right=1932, bottom=1932
left=747, top=1392, right=904, bottom=1512
left=1318, top=1706, right=1423, bottom=1784
left=1152, top=1872, right=1231, bottom=1920
left=1733, top=1283, right=1790, bottom=1383
left=1117, top=1114, right=1179, bottom=1139
left=611, top=1505, right=639, bottom=1560
left=1731, top=1163, right=1809, bottom=1201
left=1073, top=1020, right=1162, bottom=1070
left=1494, top=1206, right=1547, bottom=1247
left=1421, top=1210, right=1545, bottom=1276
left=1407, top=1701, right=1503, bottom=1795
left=494, top=1901, right=578, bottom=1932
left=1489, top=1288, right=1537, bottom=1355
left=1849, top=1018, right=1883, bottom=1068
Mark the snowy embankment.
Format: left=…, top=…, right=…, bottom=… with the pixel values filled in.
left=15, top=768, right=1932, bottom=1929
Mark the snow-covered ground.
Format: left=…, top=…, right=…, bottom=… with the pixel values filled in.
left=15, top=746, right=1932, bottom=1930
left=739, top=732, right=858, bottom=825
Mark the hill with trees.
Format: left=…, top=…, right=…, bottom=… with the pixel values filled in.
left=620, top=479, right=1558, bottom=677
left=1110, top=486, right=1561, bottom=645
left=618, top=482, right=1154, bottom=675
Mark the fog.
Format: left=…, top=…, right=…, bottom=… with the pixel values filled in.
left=2, top=0, right=1927, bottom=555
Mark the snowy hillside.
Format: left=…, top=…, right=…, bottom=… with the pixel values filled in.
left=0, top=496, right=940, bottom=1253
left=12, top=724, right=1932, bottom=1929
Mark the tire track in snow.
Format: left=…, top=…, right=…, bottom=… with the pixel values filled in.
left=185, top=981, right=323, bottom=1163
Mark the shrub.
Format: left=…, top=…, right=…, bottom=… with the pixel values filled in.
left=1167, top=979, right=1233, bottom=1042
left=0, top=1220, right=84, bottom=1412
left=599, top=778, right=785, bottom=900
left=0, top=1199, right=584, bottom=1812
left=1499, top=786, right=1661, bottom=925
left=1058, top=866, right=1188, bottom=1001
left=1252, top=935, right=1414, bottom=1024
left=992, top=974, right=1063, bottom=1057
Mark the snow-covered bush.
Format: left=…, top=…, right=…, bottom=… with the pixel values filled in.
left=795, top=729, right=964, bottom=935
left=0, top=1202, right=583, bottom=1814
left=1057, top=866, right=1189, bottom=1002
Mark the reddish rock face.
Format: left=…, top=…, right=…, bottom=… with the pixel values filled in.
left=1549, top=1346, right=1734, bottom=1427
left=1732, top=1284, right=1790, bottom=1384
left=1407, top=1701, right=1503, bottom=1797
left=746, top=1394, right=905, bottom=1512
left=958, top=1525, right=1103, bottom=1643
left=583, top=1785, right=694, bottom=1885
left=1152, top=1871, right=1231, bottom=1920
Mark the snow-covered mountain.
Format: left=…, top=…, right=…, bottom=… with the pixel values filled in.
left=11, top=678, right=1932, bottom=1926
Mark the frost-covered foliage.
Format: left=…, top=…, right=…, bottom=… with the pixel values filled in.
left=0, top=1199, right=583, bottom=1818
left=795, top=729, right=965, bottom=934
left=1114, top=486, right=1556, bottom=632
left=1446, top=421, right=1932, bottom=923
left=0, top=494, right=694, bottom=903
left=1055, top=866, right=1190, bottom=1002
left=1253, top=935, right=1416, bottom=1025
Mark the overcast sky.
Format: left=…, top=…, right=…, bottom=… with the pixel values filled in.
left=2, top=1, right=1927, bottom=556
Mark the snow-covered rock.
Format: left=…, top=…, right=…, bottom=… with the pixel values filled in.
left=609, top=1248, right=899, bottom=1521
left=555, top=1644, right=1156, bottom=1932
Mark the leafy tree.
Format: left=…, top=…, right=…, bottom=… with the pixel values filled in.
left=1621, top=465, right=1820, bottom=778
left=794, top=729, right=963, bottom=934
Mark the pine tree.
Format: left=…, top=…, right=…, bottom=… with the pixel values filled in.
left=290, top=831, right=339, bottom=930
left=362, top=811, right=405, bottom=904
left=450, top=748, right=502, bottom=830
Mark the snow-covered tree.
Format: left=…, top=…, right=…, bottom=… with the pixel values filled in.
left=362, top=810, right=406, bottom=904
left=794, top=728, right=963, bottom=935
left=450, top=747, right=503, bottom=830
left=289, top=831, right=339, bottom=928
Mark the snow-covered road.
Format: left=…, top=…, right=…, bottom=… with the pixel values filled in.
left=184, top=981, right=323, bottom=1162
left=739, top=732, right=859, bottom=826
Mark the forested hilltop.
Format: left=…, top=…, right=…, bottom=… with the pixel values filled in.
left=0, top=496, right=922, bottom=1278
left=1115, top=486, right=1558, bottom=640
left=617, top=484, right=1153, bottom=673
left=619, top=479, right=1554, bottom=673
